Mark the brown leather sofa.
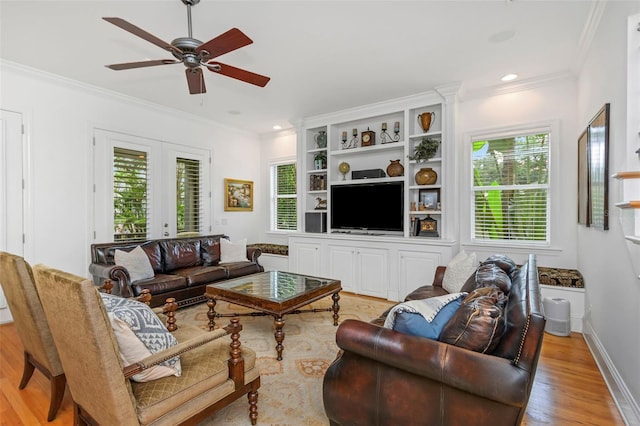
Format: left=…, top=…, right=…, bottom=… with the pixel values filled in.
left=89, top=234, right=263, bottom=308
left=323, top=254, right=545, bottom=426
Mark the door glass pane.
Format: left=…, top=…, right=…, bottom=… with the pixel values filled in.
left=113, top=147, right=148, bottom=242
left=176, top=157, right=201, bottom=234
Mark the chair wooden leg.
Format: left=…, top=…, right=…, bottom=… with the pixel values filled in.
left=18, top=351, right=35, bottom=389
left=248, top=388, right=258, bottom=426
left=47, top=373, right=67, bottom=421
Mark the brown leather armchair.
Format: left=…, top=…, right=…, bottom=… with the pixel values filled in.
left=323, top=254, right=545, bottom=426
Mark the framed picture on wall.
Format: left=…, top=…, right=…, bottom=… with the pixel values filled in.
left=577, top=128, right=589, bottom=226
left=586, top=103, right=610, bottom=230
left=224, top=178, right=253, bottom=211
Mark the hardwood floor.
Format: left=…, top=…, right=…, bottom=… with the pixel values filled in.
left=0, top=323, right=624, bottom=425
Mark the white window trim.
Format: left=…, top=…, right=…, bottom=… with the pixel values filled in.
left=461, top=120, right=560, bottom=250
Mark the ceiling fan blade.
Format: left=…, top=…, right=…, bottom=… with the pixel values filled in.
left=206, top=62, right=270, bottom=87
left=103, top=17, right=182, bottom=55
left=185, top=68, right=206, bottom=94
left=106, top=59, right=180, bottom=71
left=196, top=28, right=253, bottom=60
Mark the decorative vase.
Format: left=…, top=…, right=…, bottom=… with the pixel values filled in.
left=314, top=131, right=327, bottom=148
left=415, top=167, right=437, bottom=185
left=386, top=160, right=404, bottom=177
left=417, top=112, right=436, bottom=132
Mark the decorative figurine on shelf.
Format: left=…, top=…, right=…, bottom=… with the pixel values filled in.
left=380, top=121, right=401, bottom=144
left=338, top=162, right=350, bottom=180
left=315, top=197, right=327, bottom=210
left=410, top=201, right=417, bottom=212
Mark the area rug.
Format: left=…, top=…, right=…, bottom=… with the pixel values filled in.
left=170, top=293, right=394, bottom=426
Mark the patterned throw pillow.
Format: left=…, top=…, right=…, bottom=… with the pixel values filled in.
left=100, top=293, right=181, bottom=382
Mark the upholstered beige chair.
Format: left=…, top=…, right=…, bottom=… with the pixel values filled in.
left=0, top=251, right=66, bottom=421
left=32, top=264, right=260, bottom=425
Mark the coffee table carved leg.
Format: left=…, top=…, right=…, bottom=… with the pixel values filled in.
left=332, top=292, right=341, bottom=326
left=273, top=315, right=285, bottom=361
left=206, top=298, right=217, bottom=330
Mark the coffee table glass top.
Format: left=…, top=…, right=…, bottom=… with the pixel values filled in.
left=210, top=271, right=338, bottom=302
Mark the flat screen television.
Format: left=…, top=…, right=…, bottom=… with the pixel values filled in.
left=331, top=181, right=404, bottom=233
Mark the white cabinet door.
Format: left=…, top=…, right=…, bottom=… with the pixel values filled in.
left=328, top=245, right=356, bottom=293
left=356, top=247, right=388, bottom=298
left=290, top=242, right=321, bottom=276
left=398, top=251, right=440, bottom=300
left=329, top=245, right=387, bottom=298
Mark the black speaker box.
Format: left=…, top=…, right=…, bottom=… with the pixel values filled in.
left=305, top=212, right=327, bottom=233
left=352, top=169, right=386, bottom=179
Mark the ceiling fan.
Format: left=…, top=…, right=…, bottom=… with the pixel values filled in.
left=103, top=0, right=270, bottom=94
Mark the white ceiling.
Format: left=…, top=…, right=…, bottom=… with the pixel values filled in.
left=1, top=1, right=599, bottom=135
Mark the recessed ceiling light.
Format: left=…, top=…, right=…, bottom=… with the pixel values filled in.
left=501, top=73, right=518, bottom=82
left=273, top=125, right=282, bottom=130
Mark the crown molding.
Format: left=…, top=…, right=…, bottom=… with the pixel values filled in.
left=573, top=0, right=608, bottom=73
left=459, top=71, right=577, bottom=102
left=0, top=59, right=257, bottom=137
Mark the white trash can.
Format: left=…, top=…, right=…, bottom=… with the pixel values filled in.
left=543, top=297, right=571, bottom=336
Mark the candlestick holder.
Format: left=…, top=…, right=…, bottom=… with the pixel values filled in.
left=380, top=128, right=401, bottom=144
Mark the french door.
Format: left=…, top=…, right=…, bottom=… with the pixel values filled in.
left=93, top=129, right=211, bottom=243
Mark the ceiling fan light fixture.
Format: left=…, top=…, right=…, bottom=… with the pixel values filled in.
left=102, top=0, right=270, bottom=93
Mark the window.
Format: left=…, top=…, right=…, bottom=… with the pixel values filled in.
left=113, top=147, right=148, bottom=242
left=271, top=162, right=297, bottom=231
left=471, top=129, right=550, bottom=244
left=176, top=157, right=201, bottom=234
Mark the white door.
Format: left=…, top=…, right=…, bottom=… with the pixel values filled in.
left=93, top=129, right=211, bottom=242
left=0, top=109, right=24, bottom=323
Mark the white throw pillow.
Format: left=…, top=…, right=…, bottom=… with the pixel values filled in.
left=442, top=250, right=478, bottom=294
left=220, top=238, right=248, bottom=263
left=114, top=245, right=154, bottom=283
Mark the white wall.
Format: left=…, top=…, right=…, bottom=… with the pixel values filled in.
left=0, top=61, right=263, bottom=278
left=258, top=129, right=297, bottom=245
left=458, top=78, right=579, bottom=268
left=577, top=2, right=640, bottom=423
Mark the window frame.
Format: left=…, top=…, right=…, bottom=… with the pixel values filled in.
left=465, top=122, right=556, bottom=249
left=269, top=159, right=297, bottom=232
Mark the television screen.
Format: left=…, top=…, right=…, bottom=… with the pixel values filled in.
left=331, top=182, right=404, bottom=233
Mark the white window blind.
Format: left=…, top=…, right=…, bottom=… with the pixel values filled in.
left=472, top=131, right=550, bottom=243
left=113, top=147, right=149, bottom=242
left=176, top=157, right=202, bottom=234
left=271, top=162, right=297, bottom=231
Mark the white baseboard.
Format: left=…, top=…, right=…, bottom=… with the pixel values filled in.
left=583, top=319, right=640, bottom=425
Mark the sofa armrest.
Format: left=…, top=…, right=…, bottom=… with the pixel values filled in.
left=432, top=265, right=446, bottom=288
left=334, top=319, right=532, bottom=407
left=246, top=247, right=262, bottom=263
left=88, top=263, right=134, bottom=298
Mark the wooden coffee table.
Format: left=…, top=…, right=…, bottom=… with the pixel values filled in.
left=205, top=271, right=341, bottom=360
